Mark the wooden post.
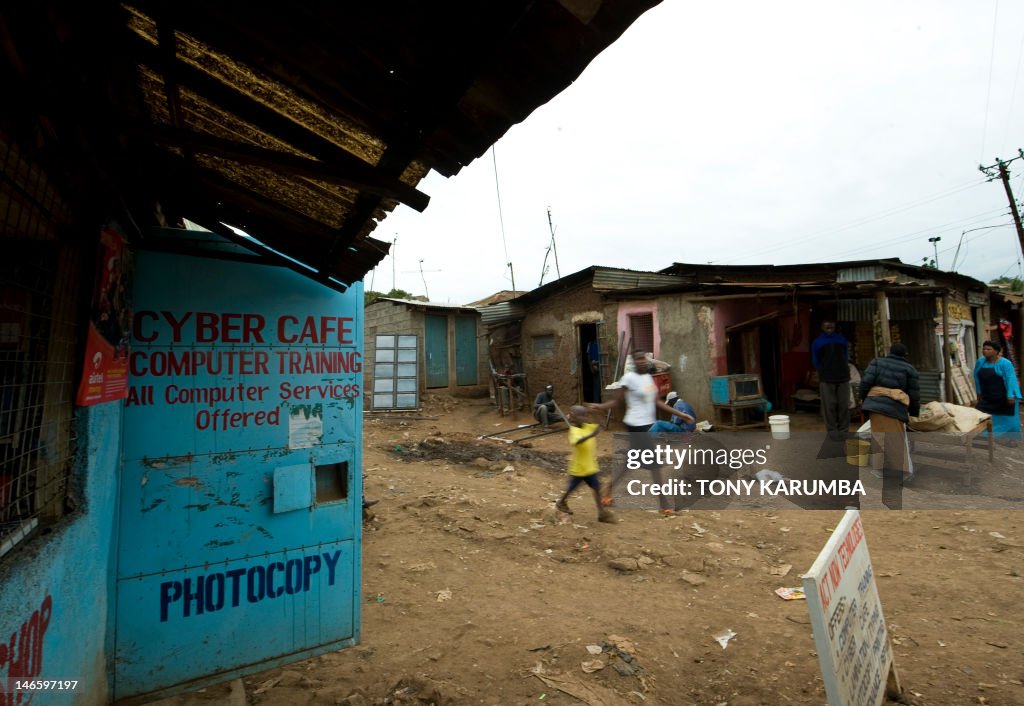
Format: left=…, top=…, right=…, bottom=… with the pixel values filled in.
left=941, top=292, right=953, bottom=403
left=875, top=290, right=892, bottom=356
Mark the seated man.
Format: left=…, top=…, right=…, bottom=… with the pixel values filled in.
left=533, top=384, right=563, bottom=427
left=649, top=391, right=697, bottom=434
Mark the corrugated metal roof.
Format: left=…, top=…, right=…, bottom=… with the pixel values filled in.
left=478, top=300, right=526, bottom=327
left=373, top=297, right=478, bottom=313
left=592, top=268, right=687, bottom=291
left=836, top=265, right=888, bottom=283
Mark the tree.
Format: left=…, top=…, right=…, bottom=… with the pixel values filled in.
left=365, top=287, right=414, bottom=305
left=988, top=276, right=1024, bottom=293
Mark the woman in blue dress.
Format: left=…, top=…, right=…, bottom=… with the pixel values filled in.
left=973, top=340, right=1022, bottom=445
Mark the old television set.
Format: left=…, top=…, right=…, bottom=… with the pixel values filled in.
left=710, top=374, right=763, bottom=404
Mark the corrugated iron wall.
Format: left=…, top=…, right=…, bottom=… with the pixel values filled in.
left=836, top=295, right=936, bottom=322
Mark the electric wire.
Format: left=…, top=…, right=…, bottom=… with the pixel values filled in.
left=491, top=146, right=515, bottom=290
left=980, top=0, right=1001, bottom=162
left=761, top=205, right=1011, bottom=264
left=732, top=177, right=989, bottom=263
left=999, top=23, right=1024, bottom=152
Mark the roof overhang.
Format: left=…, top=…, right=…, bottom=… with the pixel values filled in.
left=0, top=1, right=661, bottom=288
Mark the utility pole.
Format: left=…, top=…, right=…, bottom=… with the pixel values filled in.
left=979, top=152, right=1024, bottom=260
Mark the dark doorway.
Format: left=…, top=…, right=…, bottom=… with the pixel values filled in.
left=726, top=316, right=781, bottom=409
left=578, top=323, right=601, bottom=403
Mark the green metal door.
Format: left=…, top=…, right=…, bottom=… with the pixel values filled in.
left=454, top=317, right=477, bottom=386
left=425, top=314, right=448, bottom=388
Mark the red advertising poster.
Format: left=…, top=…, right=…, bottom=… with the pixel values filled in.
left=76, top=227, right=132, bottom=406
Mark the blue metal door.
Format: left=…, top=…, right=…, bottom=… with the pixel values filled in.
left=115, top=245, right=362, bottom=701
left=454, top=317, right=477, bottom=386
left=424, top=314, right=448, bottom=388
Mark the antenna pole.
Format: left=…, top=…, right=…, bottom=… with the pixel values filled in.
left=547, top=207, right=561, bottom=279
left=392, top=234, right=397, bottom=292
left=419, top=259, right=430, bottom=300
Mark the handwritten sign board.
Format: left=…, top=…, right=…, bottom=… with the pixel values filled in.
left=802, top=510, right=898, bottom=706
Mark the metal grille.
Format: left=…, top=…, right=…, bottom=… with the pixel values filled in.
left=629, top=313, right=654, bottom=354
left=0, top=130, right=79, bottom=557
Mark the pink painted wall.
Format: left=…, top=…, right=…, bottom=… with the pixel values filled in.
left=616, top=301, right=661, bottom=357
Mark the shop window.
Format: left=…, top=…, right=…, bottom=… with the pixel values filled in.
left=532, top=334, right=555, bottom=357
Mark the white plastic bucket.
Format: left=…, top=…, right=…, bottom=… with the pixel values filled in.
left=768, top=414, right=790, bottom=439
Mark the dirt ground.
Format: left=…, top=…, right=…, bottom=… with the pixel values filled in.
left=157, top=394, right=1024, bottom=706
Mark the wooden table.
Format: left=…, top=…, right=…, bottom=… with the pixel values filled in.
left=712, top=400, right=770, bottom=431
left=908, top=419, right=994, bottom=485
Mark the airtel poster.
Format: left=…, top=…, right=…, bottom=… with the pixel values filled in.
left=76, top=227, right=132, bottom=405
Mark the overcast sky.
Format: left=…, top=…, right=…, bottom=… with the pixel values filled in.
left=373, top=1, right=1024, bottom=304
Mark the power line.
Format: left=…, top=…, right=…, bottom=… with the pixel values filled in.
left=772, top=205, right=1011, bottom=263
left=732, top=177, right=990, bottom=263
left=979, top=0, right=1000, bottom=161
left=999, top=22, right=1024, bottom=151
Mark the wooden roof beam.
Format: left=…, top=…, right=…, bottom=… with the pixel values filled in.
left=149, top=125, right=429, bottom=211
left=128, top=33, right=390, bottom=186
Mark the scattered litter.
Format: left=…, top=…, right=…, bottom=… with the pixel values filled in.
left=713, top=629, right=737, bottom=649
left=586, top=644, right=603, bottom=655
left=581, top=658, right=605, bottom=673
left=775, top=587, right=806, bottom=601
left=606, top=635, right=636, bottom=654
left=375, top=594, right=385, bottom=603
left=768, top=563, right=793, bottom=577
left=989, top=531, right=1006, bottom=539
left=435, top=589, right=452, bottom=602
left=612, top=660, right=637, bottom=676
left=253, top=677, right=281, bottom=694
left=779, top=527, right=791, bottom=533
left=528, top=644, right=552, bottom=652
left=755, top=469, right=784, bottom=483
left=629, top=691, right=647, bottom=701
left=690, top=522, right=708, bottom=535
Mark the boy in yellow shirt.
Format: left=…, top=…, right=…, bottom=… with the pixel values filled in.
left=555, top=406, right=615, bottom=522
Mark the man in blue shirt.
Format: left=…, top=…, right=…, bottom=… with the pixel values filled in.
left=649, top=391, right=697, bottom=434
left=811, top=321, right=850, bottom=436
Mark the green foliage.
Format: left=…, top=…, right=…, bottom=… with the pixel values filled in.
left=365, top=288, right=414, bottom=305
left=988, top=276, right=1024, bottom=292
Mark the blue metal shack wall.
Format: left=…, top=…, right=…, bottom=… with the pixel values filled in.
left=113, top=250, right=363, bottom=702
left=0, top=400, right=123, bottom=705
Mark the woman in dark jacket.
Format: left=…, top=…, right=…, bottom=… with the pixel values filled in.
left=859, top=343, right=920, bottom=507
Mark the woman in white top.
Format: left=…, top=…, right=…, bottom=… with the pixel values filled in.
left=589, top=351, right=687, bottom=431
left=588, top=351, right=693, bottom=513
